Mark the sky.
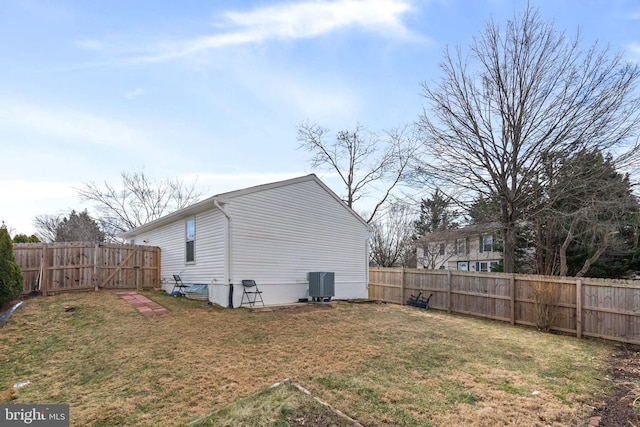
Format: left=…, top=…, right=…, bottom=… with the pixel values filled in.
left=1, top=0, right=639, bottom=236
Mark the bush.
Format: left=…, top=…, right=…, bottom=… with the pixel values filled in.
left=0, top=225, right=24, bottom=308
left=532, top=282, right=557, bottom=332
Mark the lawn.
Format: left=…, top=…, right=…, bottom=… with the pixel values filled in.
left=0, top=292, right=612, bottom=426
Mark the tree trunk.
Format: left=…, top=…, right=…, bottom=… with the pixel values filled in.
left=576, top=231, right=617, bottom=277
left=559, top=218, right=578, bottom=276
left=559, top=233, right=572, bottom=277
left=502, top=224, right=516, bottom=273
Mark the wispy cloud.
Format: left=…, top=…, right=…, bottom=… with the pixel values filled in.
left=0, top=180, right=77, bottom=202
left=222, top=0, right=413, bottom=39
left=86, top=0, right=417, bottom=64
left=124, top=88, right=146, bottom=99
left=0, top=102, right=150, bottom=151
left=76, top=38, right=108, bottom=51
left=628, top=42, right=640, bottom=57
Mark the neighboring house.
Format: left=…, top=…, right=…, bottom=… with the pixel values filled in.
left=119, top=174, right=371, bottom=307
left=415, top=223, right=502, bottom=272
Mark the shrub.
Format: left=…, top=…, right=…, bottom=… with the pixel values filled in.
left=0, top=225, right=24, bottom=308
left=13, top=234, right=40, bottom=243
left=532, top=282, right=557, bottom=332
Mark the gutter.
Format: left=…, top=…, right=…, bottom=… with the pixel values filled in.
left=213, top=199, right=233, bottom=308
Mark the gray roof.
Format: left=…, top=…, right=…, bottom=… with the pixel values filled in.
left=415, top=222, right=501, bottom=244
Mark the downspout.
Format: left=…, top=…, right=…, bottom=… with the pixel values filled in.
left=214, top=199, right=233, bottom=308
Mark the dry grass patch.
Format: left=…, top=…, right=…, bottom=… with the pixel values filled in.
left=0, top=292, right=611, bottom=426
left=188, top=380, right=359, bottom=427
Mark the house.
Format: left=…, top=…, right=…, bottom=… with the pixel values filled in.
left=415, top=223, right=502, bottom=272
left=119, top=174, right=371, bottom=307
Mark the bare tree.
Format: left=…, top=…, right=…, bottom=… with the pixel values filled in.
left=34, top=210, right=105, bottom=243
left=77, top=170, right=202, bottom=237
left=369, top=202, right=416, bottom=267
left=416, top=240, right=455, bottom=270
left=297, top=122, right=418, bottom=223
left=33, top=214, right=61, bottom=243
left=417, top=6, right=640, bottom=273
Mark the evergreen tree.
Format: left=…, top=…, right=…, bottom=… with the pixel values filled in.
left=0, top=224, right=24, bottom=308
left=533, top=150, right=639, bottom=277
left=13, top=234, right=40, bottom=243
left=467, top=196, right=501, bottom=225
left=413, top=189, right=457, bottom=238
left=55, top=210, right=105, bottom=243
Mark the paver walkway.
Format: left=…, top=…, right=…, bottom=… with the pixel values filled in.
left=116, top=291, right=169, bottom=316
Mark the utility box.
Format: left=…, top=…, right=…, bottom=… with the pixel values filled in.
left=308, top=272, right=335, bottom=301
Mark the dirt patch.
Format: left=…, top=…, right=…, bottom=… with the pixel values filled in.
left=591, top=345, right=640, bottom=426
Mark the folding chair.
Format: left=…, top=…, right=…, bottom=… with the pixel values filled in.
left=171, top=274, right=189, bottom=297
left=240, top=280, right=265, bottom=307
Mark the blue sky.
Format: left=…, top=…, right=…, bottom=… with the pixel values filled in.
left=1, top=0, right=639, bottom=235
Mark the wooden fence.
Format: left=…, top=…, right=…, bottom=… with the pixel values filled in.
left=369, top=267, right=640, bottom=346
left=14, top=243, right=161, bottom=295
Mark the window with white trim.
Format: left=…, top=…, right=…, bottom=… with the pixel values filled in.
left=479, top=235, right=493, bottom=253
left=476, top=261, right=497, bottom=272
left=185, top=218, right=195, bottom=263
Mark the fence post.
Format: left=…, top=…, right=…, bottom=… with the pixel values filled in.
left=576, top=279, right=582, bottom=339
left=41, top=245, right=48, bottom=297
left=401, top=268, right=406, bottom=305
left=135, top=247, right=142, bottom=292
left=510, top=274, right=516, bottom=326
left=93, top=244, right=99, bottom=291
left=447, top=270, right=452, bottom=313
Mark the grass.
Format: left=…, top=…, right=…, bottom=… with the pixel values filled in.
left=0, top=291, right=612, bottom=426
left=188, top=380, right=357, bottom=426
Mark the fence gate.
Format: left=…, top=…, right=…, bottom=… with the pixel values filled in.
left=13, top=243, right=161, bottom=295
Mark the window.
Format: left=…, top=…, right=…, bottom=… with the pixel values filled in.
left=185, top=218, right=195, bottom=263
left=456, top=238, right=467, bottom=255
left=439, top=243, right=445, bottom=255
left=479, top=235, right=493, bottom=253
left=476, top=261, right=497, bottom=272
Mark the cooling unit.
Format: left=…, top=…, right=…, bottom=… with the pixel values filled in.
left=308, top=272, right=335, bottom=301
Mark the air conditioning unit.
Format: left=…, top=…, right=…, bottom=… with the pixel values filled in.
left=308, top=272, right=335, bottom=301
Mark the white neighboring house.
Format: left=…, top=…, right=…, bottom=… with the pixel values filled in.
left=119, top=174, right=371, bottom=308
left=415, top=223, right=502, bottom=272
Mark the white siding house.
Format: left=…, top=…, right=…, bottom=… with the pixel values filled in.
left=119, top=175, right=370, bottom=307
left=415, top=223, right=502, bottom=272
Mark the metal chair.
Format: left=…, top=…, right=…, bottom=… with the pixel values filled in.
left=240, top=280, right=264, bottom=307
left=171, top=274, right=189, bottom=297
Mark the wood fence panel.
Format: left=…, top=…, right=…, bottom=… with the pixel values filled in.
left=404, top=269, right=449, bottom=310
left=450, top=272, right=512, bottom=322
left=50, top=244, right=93, bottom=292
left=580, top=280, right=640, bottom=345
left=13, top=245, right=42, bottom=293
left=14, top=243, right=160, bottom=295
left=513, top=275, right=577, bottom=333
left=368, top=268, right=403, bottom=303
left=369, top=267, right=640, bottom=346
left=142, top=247, right=160, bottom=289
